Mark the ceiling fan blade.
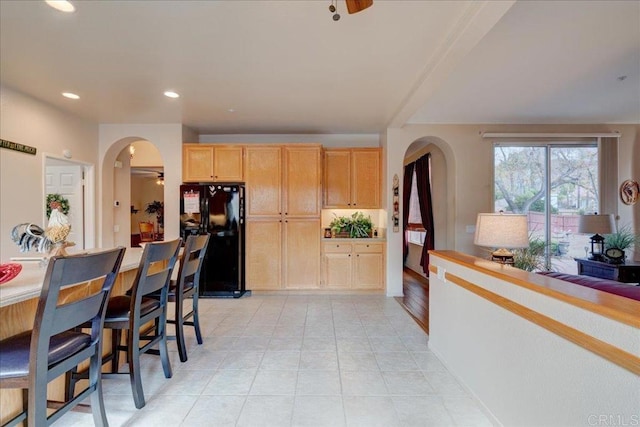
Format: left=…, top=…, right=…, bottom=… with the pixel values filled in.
left=346, top=0, right=373, bottom=14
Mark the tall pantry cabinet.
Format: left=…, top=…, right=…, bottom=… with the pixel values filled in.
left=245, top=145, right=322, bottom=290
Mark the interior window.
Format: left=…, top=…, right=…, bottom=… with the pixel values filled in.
left=493, top=143, right=599, bottom=273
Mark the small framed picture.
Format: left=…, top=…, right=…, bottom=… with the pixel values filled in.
left=620, top=180, right=639, bottom=205
left=324, top=228, right=332, bottom=238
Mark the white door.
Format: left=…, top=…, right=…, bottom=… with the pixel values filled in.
left=46, top=165, right=84, bottom=250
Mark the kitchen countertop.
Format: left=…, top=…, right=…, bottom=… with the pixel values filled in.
left=0, top=247, right=144, bottom=308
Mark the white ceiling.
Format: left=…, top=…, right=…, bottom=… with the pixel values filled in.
left=1, top=0, right=638, bottom=135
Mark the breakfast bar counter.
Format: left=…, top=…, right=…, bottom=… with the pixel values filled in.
left=0, top=247, right=144, bottom=308
left=0, top=247, right=144, bottom=424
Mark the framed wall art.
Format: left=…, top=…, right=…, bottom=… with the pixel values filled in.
left=619, top=179, right=639, bottom=205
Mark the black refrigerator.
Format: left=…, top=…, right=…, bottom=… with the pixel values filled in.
left=179, top=183, right=248, bottom=298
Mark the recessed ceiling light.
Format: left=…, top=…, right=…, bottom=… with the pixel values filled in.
left=45, top=1, right=75, bottom=13
left=227, top=108, right=236, bottom=113
left=164, top=91, right=180, bottom=98
left=62, top=92, right=80, bottom=99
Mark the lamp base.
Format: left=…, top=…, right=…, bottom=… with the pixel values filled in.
left=491, top=248, right=514, bottom=265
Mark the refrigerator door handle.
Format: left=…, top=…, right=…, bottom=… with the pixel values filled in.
left=202, top=190, right=209, bottom=233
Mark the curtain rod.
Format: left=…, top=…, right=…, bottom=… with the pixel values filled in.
left=482, top=132, right=621, bottom=138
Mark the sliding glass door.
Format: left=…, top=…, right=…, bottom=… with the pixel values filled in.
left=494, top=144, right=598, bottom=272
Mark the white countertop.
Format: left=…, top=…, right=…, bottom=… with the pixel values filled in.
left=0, top=247, right=144, bottom=308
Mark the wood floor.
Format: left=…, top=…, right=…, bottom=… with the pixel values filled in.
left=396, top=268, right=430, bottom=334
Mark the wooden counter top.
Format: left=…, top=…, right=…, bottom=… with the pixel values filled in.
left=429, top=250, right=640, bottom=328
left=0, top=247, right=144, bottom=308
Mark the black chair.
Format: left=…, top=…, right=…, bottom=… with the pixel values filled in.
left=151, top=234, right=210, bottom=362
left=0, top=247, right=126, bottom=427
left=101, top=239, right=180, bottom=409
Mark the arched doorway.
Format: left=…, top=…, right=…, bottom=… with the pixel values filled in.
left=402, top=139, right=448, bottom=278
left=130, top=140, right=164, bottom=247
left=100, top=137, right=164, bottom=248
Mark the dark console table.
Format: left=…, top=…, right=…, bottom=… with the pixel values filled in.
left=575, top=258, right=640, bottom=284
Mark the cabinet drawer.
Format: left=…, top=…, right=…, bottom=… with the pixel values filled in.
left=354, top=243, right=383, bottom=253
left=323, top=243, right=352, bottom=253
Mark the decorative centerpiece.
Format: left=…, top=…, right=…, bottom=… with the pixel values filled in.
left=11, top=195, right=75, bottom=258
left=44, top=200, right=74, bottom=256
left=330, top=212, right=373, bottom=238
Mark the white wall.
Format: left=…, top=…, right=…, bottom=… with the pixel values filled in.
left=429, top=252, right=640, bottom=426
left=0, top=85, right=98, bottom=262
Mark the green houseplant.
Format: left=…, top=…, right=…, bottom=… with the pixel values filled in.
left=330, top=212, right=373, bottom=238
left=512, top=236, right=551, bottom=272
left=145, top=201, right=164, bottom=228
left=604, top=224, right=639, bottom=261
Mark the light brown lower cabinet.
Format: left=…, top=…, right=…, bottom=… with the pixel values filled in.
left=246, top=218, right=321, bottom=290
left=322, top=241, right=385, bottom=290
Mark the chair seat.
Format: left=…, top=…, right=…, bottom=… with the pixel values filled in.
left=104, top=296, right=161, bottom=323
left=0, top=330, right=91, bottom=380
left=167, top=279, right=195, bottom=301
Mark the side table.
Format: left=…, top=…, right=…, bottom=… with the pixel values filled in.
left=575, top=258, right=640, bottom=284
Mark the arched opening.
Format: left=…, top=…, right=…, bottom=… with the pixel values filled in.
left=402, top=138, right=449, bottom=278
left=101, top=137, right=164, bottom=248
left=130, top=140, right=164, bottom=247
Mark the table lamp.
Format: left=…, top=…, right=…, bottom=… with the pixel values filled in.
left=474, top=212, right=529, bottom=264
left=578, top=214, right=615, bottom=261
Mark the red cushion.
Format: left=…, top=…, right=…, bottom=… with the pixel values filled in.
left=537, top=272, right=640, bottom=302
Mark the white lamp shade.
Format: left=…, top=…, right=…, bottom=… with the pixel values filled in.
left=474, top=213, right=529, bottom=249
left=578, top=214, right=615, bottom=235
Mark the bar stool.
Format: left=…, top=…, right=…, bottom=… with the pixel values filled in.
left=150, top=234, right=210, bottom=362
left=95, top=239, right=180, bottom=409
left=0, top=247, right=126, bottom=427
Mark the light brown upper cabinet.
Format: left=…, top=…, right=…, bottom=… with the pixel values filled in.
left=245, top=145, right=322, bottom=218
left=244, top=145, right=283, bottom=217
left=323, top=148, right=381, bottom=208
left=182, top=144, right=243, bottom=182
left=283, top=146, right=322, bottom=217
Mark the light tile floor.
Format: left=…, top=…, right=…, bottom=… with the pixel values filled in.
left=56, top=295, right=494, bottom=426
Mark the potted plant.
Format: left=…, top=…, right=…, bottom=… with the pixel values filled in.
left=604, top=224, right=639, bottom=263
left=512, top=236, right=551, bottom=272
left=329, top=212, right=373, bottom=238
left=145, top=200, right=164, bottom=232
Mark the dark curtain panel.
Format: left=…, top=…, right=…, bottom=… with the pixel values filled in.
left=402, top=162, right=415, bottom=263
left=415, top=154, right=435, bottom=273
